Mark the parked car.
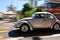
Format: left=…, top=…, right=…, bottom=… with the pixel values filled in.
left=0, top=16, right=4, bottom=20
left=13, top=12, right=60, bottom=32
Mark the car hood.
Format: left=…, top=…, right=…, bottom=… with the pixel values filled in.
left=16, top=17, right=32, bottom=24
left=20, top=17, right=33, bottom=21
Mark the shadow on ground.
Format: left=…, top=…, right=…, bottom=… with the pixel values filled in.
left=8, top=28, right=60, bottom=37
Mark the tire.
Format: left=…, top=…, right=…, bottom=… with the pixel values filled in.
left=53, top=24, right=60, bottom=30
left=20, top=24, right=29, bottom=32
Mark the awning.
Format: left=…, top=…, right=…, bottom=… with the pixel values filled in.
left=45, top=8, right=60, bottom=13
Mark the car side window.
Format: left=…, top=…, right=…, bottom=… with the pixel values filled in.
left=45, top=14, right=50, bottom=19
left=40, top=14, right=45, bottom=18
left=34, top=14, right=41, bottom=18
left=45, top=14, right=54, bottom=19
left=50, top=15, right=54, bottom=19
left=34, top=14, right=45, bottom=19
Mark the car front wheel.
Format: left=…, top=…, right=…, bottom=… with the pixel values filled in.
left=20, top=24, right=29, bottom=32
left=53, top=24, right=60, bottom=30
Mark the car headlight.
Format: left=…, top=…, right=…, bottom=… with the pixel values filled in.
left=13, top=24, right=16, bottom=27
left=13, top=23, right=19, bottom=28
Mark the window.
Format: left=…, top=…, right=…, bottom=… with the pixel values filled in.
left=34, top=14, right=45, bottom=19
left=47, top=3, right=60, bottom=8
left=31, top=14, right=35, bottom=18
left=45, top=14, right=54, bottom=19
left=34, top=14, right=41, bottom=18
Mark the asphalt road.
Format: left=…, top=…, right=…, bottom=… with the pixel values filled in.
left=0, top=20, right=60, bottom=40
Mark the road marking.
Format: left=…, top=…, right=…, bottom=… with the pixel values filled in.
left=40, top=34, right=60, bottom=38
left=0, top=35, right=4, bottom=39
left=2, top=37, right=24, bottom=40
left=0, top=30, right=9, bottom=32
left=2, top=34, right=60, bottom=40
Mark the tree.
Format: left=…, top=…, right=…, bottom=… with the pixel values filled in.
left=16, top=11, right=23, bottom=20
left=16, top=11, right=21, bottom=14
left=35, top=7, right=42, bottom=12
left=22, top=3, right=34, bottom=17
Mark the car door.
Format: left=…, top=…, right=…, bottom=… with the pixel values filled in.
left=33, top=14, right=55, bottom=28
left=43, top=14, right=55, bottom=28
left=32, top=14, right=46, bottom=28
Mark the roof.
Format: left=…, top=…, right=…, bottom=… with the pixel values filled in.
left=0, top=12, right=4, bottom=16
left=35, top=12, right=52, bottom=14
left=44, top=8, right=60, bottom=13
left=6, top=11, right=16, bottom=15
left=47, top=0, right=60, bottom=3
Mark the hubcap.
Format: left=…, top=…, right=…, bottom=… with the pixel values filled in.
left=54, top=24, right=60, bottom=30
left=21, top=25, right=28, bottom=32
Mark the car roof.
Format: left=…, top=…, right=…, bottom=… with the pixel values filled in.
left=35, top=12, right=52, bottom=14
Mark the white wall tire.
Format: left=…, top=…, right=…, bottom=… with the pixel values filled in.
left=53, top=24, right=60, bottom=30
left=20, top=25, right=29, bottom=32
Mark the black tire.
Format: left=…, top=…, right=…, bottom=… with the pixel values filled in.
left=53, top=24, right=60, bottom=30
left=20, top=24, right=29, bottom=32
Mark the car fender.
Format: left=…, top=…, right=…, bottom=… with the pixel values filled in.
left=19, top=21, right=33, bottom=30
left=51, top=21, right=60, bottom=29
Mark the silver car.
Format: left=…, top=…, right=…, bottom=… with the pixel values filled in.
left=14, top=12, right=60, bottom=32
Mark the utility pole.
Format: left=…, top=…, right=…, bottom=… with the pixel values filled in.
left=35, top=0, right=37, bottom=7
left=29, top=0, right=41, bottom=7
left=19, top=0, right=41, bottom=7
left=29, top=0, right=38, bottom=7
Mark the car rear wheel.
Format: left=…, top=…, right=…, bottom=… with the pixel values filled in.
left=20, top=24, right=29, bottom=32
left=53, top=24, right=60, bottom=30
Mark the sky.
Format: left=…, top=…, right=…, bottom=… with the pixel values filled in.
left=0, top=0, right=45, bottom=13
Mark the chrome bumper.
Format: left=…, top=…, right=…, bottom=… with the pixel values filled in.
left=13, top=24, right=18, bottom=28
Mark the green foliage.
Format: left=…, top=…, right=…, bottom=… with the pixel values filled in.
left=24, top=9, right=35, bottom=17
left=24, top=3, right=33, bottom=11
left=16, top=3, right=43, bottom=21
left=16, top=14, right=20, bottom=21
left=22, top=3, right=35, bottom=17
left=15, top=11, right=21, bottom=21
left=16, top=11, right=21, bottom=14
left=35, top=7, right=42, bottom=12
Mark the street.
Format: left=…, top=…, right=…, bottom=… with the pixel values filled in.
left=0, top=20, right=60, bottom=40
left=0, top=0, right=60, bottom=40
left=0, top=20, right=15, bottom=39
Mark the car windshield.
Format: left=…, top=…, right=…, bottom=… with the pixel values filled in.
left=31, top=13, right=35, bottom=18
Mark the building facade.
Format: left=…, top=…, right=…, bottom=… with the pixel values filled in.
left=46, top=0, right=60, bottom=8
left=46, top=0, right=60, bottom=3
left=4, top=5, right=16, bottom=20
left=0, top=12, right=4, bottom=16
left=44, top=0, right=60, bottom=20
left=44, top=0, right=60, bottom=13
